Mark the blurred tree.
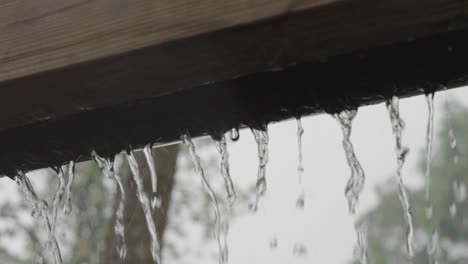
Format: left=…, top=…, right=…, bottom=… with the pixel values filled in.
left=357, top=100, right=468, bottom=264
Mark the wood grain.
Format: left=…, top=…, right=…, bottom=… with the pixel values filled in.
left=0, top=0, right=333, bottom=81
left=0, top=0, right=467, bottom=133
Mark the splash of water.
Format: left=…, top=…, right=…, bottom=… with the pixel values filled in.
left=49, top=168, right=66, bottom=249
left=63, top=161, right=76, bottom=215
left=214, top=133, right=236, bottom=263
left=386, top=96, right=415, bottom=258
left=16, top=172, right=63, bottom=264
left=143, top=144, right=161, bottom=209
left=126, top=151, right=161, bottom=264
left=296, top=118, right=305, bottom=209
left=113, top=157, right=127, bottom=260
left=230, top=128, right=240, bottom=141
left=182, top=134, right=224, bottom=264
left=91, top=150, right=114, bottom=178
left=250, top=127, right=269, bottom=212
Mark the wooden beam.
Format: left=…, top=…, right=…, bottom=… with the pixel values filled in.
left=1, top=28, right=468, bottom=176
left=0, top=0, right=467, bottom=132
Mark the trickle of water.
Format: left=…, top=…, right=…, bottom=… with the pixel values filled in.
left=424, top=93, right=435, bottom=220
left=214, top=134, right=236, bottom=205
left=113, top=158, right=127, bottom=260
left=126, top=151, right=161, bottom=264
left=214, top=133, right=236, bottom=263
left=386, top=96, right=415, bottom=258
left=49, top=168, right=66, bottom=249
left=250, top=127, right=269, bottom=212
left=16, top=172, right=63, bottom=264
left=182, top=134, right=224, bottom=264
left=63, top=161, right=75, bottom=215
left=143, top=145, right=161, bottom=209
left=91, top=150, right=114, bottom=178
left=335, top=109, right=365, bottom=215
left=296, top=118, right=305, bottom=209
left=230, top=128, right=240, bottom=141
left=335, top=109, right=368, bottom=263
left=292, top=243, right=307, bottom=257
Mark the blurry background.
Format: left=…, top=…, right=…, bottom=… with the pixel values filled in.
left=0, top=86, right=467, bottom=264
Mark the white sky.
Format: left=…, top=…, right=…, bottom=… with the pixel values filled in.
left=0, top=86, right=468, bottom=263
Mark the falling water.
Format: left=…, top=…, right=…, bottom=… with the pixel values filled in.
left=250, top=127, right=269, bottom=212
left=126, top=151, right=161, bottom=264
left=296, top=118, right=305, bottom=209
left=91, top=150, right=114, bottom=178
left=335, top=109, right=367, bottom=264
left=230, top=128, right=240, bottom=141
left=182, top=134, right=224, bottom=264
left=386, top=96, right=415, bottom=258
left=424, top=93, right=435, bottom=219
left=354, top=223, right=368, bottom=264
left=214, top=133, right=236, bottom=263
left=143, top=144, right=161, bottom=209
left=335, top=110, right=365, bottom=214
left=49, top=168, right=66, bottom=248
left=424, top=93, right=439, bottom=264
left=63, top=161, right=75, bottom=215
left=113, top=158, right=127, bottom=260
left=447, top=115, right=465, bottom=217
left=16, top=172, right=63, bottom=264
left=214, top=134, right=236, bottom=205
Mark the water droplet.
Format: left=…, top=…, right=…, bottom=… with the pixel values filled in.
left=449, top=203, right=457, bottom=217
left=269, top=237, right=278, bottom=249
left=230, top=128, right=240, bottom=141
left=293, top=243, right=307, bottom=257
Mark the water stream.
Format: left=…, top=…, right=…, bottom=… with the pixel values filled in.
left=127, top=151, right=161, bottom=264
left=250, top=127, right=269, bottom=212
left=63, top=161, right=75, bottom=215
left=386, top=96, right=415, bottom=258
left=182, top=134, right=225, bottom=264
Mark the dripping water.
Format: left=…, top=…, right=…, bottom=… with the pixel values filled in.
left=126, top=151, right=161, bottom=264
left=63, top=161, right=75, bottom=215
left=424, top=93, right=439, bottom=264
left=446, top=103, right=465, bottom=217
left=16, top=172, right=63, bottom=264
left=296, top=118, right=305, bottom=209
left=334, top=109, right=367, bottom=264
left=91, top=150, right=114, bottom=178
left=424, top=93, right=435, bottom=220
left=354, top=223, right=368, bottom=264
left=269, top=237, right=278, bottom=249
left=292, top=243, right=307, bottom=257
left=386, top=96, right=415, bottom=258
left=214, top=133, right=236, bottom=263
left=49, top=167, right=66, bottom=249
left=250, top=127, right=269, bottom=212
left=113, top=156, right=127, bottom=261
left=230, top=128, right=240, bottom=141
left=143, top=144, right=161, bottom=209
left=182, top=134, right=224, bottom=264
